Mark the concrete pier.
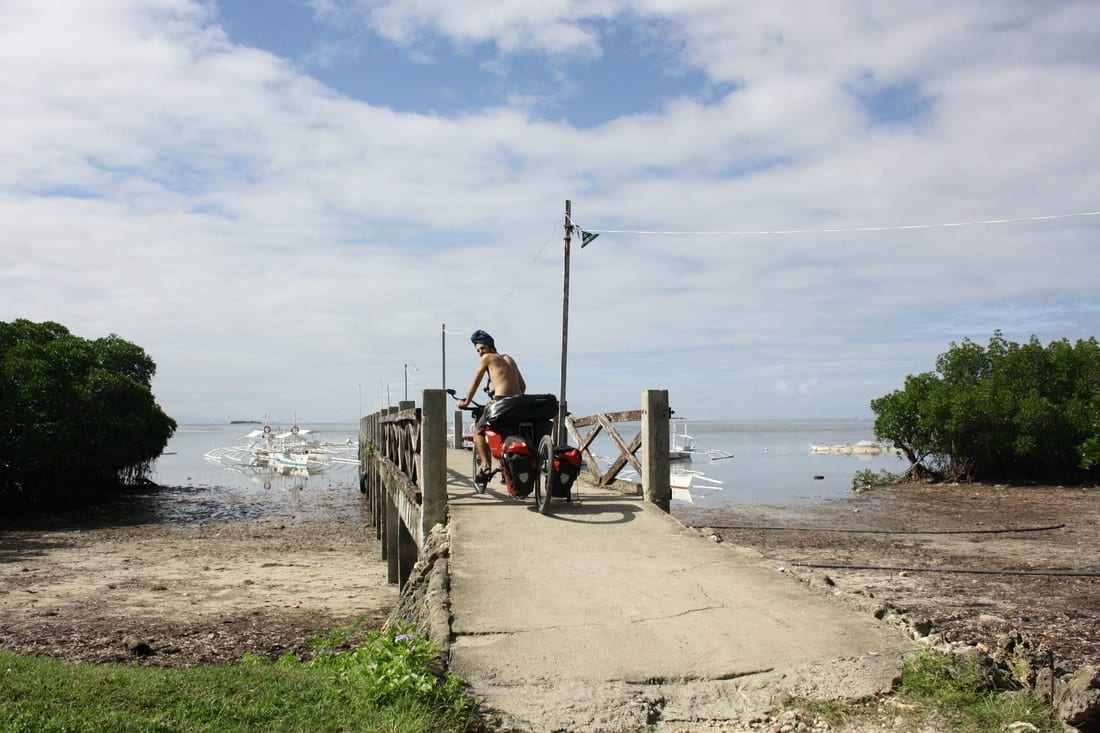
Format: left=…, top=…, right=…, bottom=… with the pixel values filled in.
left=441, top=447, right=911, bottom=732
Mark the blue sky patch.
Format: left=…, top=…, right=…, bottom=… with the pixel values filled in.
left=854, top=80, right=934, bottom=127
left=218, top=5, right=732, bottom=127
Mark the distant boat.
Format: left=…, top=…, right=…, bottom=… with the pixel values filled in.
left=810, top=440, right=898, bottom=456
left=670, top=420, right=734, bottom=461
left=205, top=425, right=360, bottom=479
left=596, top=455, right=724, bottom=504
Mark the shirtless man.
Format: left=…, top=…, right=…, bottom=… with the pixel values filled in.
left=456, top=330, right=526, bottom=480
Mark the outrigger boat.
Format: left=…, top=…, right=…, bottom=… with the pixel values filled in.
left=670, top=420, right=734, bottom=461
left=809, top=440, right=898, bottom=456
left=204, top=425, right=360, bottom=479
left=600, top=455, right=725, bottom=505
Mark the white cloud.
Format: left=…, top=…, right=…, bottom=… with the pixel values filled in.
left=3, top=0, right=1099, bottom=423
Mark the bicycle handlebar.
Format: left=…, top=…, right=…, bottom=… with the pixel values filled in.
left=445, top=388, right=484, bottom=410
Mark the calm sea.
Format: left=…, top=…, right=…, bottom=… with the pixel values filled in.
left=149, top=423, right=362, bottom=523
left=588, top=418, right=908, bottom=506
left=150, top=419, right=904, bottom=520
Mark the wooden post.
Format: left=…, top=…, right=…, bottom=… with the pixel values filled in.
left=385, top=480, right=399, bottom=583
left=557, top=199, right=571, bottom=444
left=453, top=410, right=464, bottom=450
left=358, top=415, right=369, bottom=493
left=372, top=412, right=382, bottom=537
left=383, top=406, right=399, bottom=577
left=642, top=389, right=671, bottom=512
left=398, top=521, right=416, bottom=589
left=399, top=399, right=414, bottom=411
left=420, top=389, right=447, bottom=537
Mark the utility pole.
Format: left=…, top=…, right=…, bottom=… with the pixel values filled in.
left=557, top=200, right=571, bottom=444
left=441, top=322, right=446, bottom=389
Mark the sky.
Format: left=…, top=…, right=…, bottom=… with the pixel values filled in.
left=3, top=1, right=1099, bottom=424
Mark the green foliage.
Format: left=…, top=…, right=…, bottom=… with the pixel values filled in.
left=898, top=650, right=1061, bottom=732
left=850, top=468, right=898, bottom=492
left=871, top=331, right=1100, bottom=482
left=1080, top=393, right=1100, bottom=470
left=0, top=644, right=475, bottom=733
left=783, top=650, right=1061, bottom=733
left=0, top=319, right=177, bottom=507
left=304, top=621, right=475, bottom=726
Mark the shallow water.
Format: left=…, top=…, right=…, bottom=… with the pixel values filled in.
left=582, top=418, right=908, bottom=506
left=149, top=423, right=361, bottom=523
left=147, top=418, right=906, bottom=525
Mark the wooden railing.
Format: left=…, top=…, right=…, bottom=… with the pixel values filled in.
left=565, top=409, right=642, bottom=485
left=359, top=389, right=447, bottom=588
left=359, top=388, right=674, bottom=587
left=564, top=389, right=673, bottom=511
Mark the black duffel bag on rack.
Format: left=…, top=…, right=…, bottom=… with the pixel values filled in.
left=484, top=394, right=559, bottom=426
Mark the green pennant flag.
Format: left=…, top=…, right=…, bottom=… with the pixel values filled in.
left=580, top=229, right=600, bottom=248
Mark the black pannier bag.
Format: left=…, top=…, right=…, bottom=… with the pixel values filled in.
left=484, top=393, right=558, bottom=426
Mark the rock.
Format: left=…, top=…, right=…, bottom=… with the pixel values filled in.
left=386, top=522, right=452, bottom=656
left=907, top=616, right=934, bottom=638
left=992, top=630, right=1049, bottom=688
left=123, top=636, right=154, bottom=658
left=1055, top=664, right=1100, bottom=728
left=1003, top=723, right=1039, bottom=732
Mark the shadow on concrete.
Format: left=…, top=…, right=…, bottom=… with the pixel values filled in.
left=447, top=485, right=642, bottom=525
left=523, top=498, right=642, bottom=525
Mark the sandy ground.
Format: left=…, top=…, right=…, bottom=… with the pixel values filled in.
left=2, top=480, right=1097, bottom=691
left=677, top=482, right=1100, bottom=676
left=0, top=489, right=394, bottom=666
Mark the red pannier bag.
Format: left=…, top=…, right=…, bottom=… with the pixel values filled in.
left=551, top=447, right=581, bottom=498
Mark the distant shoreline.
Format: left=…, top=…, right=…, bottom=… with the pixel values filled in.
left=229, top=420, right=262, bottom=424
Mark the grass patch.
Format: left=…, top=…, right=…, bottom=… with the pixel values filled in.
left=783, top=650, right=1062, bottom=732
left=0, top=621, right=476, bottom=733
left=850, top=467, right=899, bottom=492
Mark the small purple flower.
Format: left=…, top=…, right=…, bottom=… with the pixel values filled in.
left=393, top=633, right=412, bottom=642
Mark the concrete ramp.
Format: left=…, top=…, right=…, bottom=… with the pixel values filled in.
left=444, top=450, right=910, bottom=731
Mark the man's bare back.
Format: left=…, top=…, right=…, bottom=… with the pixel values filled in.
left=457, top=331, right=526, bottom=409
left=483, top=352, right=525, bottom=398
left=461, top=350, right=525, bottom=404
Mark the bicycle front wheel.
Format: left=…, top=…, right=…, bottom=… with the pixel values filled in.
left=534, top=435, right=556, bottom=514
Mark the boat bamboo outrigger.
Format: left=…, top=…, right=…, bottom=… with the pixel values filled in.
left=204, top=425, right=360, bottom=482
left=670, top=420, right=734, bottom=461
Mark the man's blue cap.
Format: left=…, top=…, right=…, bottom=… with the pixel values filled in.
left=470, top=330, right=495, bottom=348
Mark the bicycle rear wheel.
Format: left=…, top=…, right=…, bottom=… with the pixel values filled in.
left=534, top=435, right=556, bottom=514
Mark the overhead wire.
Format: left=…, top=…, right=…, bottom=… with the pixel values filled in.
left=499, top=222, right=560, bottom=306
left=571, top=209, right=1100, bottom=237
left=440, top=221, right=558, bottom=342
